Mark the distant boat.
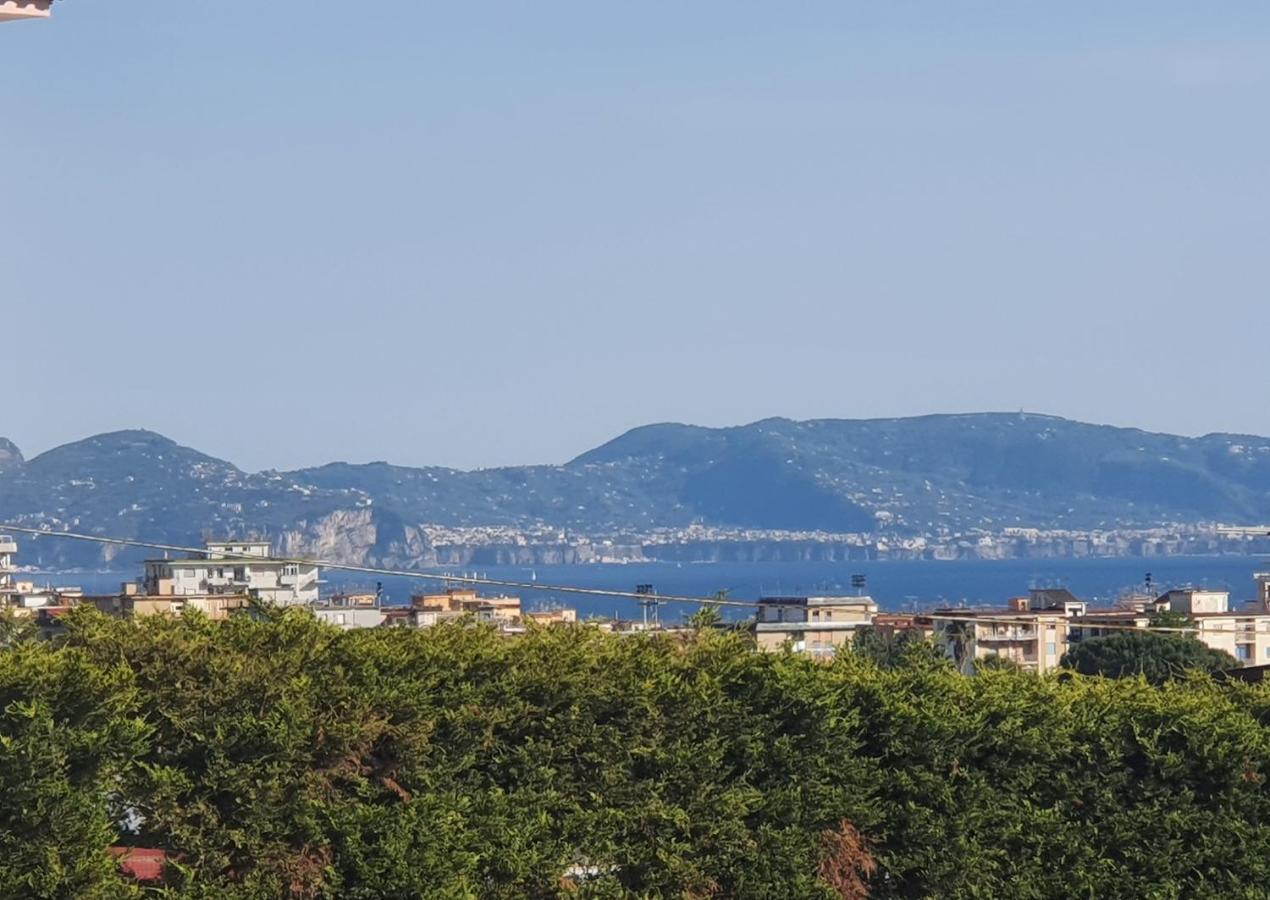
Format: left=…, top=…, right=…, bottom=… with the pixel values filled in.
left=530, top=569, right=537, bottom=582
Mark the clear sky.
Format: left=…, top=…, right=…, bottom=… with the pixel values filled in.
left=4, top=2, right=1269, bottom=472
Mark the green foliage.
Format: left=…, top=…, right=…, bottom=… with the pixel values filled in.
left=1148, top=609, right=1193, bottom=630
left=686, top=600, right=724, bottom=631
left=851, top=627, right=943, bottom=671
left=0, top=638, right=148, bottom=898
left=975, top=653, right=1023, bottom=673
left=1, top=609, right=1269, bottom=897
left=1061, top=630, right=1239, bottom=685
left=0, top=609, right=36, bottom=648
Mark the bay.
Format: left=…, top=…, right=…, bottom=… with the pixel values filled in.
left=36, top=555, right=1270, bottom=623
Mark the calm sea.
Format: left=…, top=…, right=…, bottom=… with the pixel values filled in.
left=40, top=555, right=1270, bottom=623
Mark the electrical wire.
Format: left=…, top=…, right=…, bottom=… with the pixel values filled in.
left=5, top=523, right=1270, bottom=636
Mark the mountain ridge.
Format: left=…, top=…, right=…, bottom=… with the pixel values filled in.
left=3, top=413, right=1270, bottom=568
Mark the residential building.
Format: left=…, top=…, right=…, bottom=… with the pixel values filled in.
left=1067, top=581, right=1270, bottom=668
left=0, top=534, right=16, bottom=605
left=870, top=613, right=936, bottom=641
left=411, top=588, right=522, bottom=624
left=81, top=593, right=252, bottom=621
left=524, top=607, right=579, bottom=626
left=0, top=0, right=51, bottom=23
left=1025, top=587, right=1087, bottom=617
left=0, top=537, right=85, bottom=613
left=754, top=595, right=879, bottom=657
left=1157, top=588, right=1230, bottom=615
left=311, top=606, right=387, bottom=630
left=140, top=541, right=319, bottom=607
left=934, top=604, right=1072, bottom=674
left=933, top=588, right=1087, bottom=673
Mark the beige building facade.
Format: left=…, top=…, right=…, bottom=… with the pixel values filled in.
left=754, top=595, right=879, bottom=657
left=934, top=608, right=1070, bottom=674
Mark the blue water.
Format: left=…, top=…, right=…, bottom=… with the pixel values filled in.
left=40, top=556, right=1270, bottom=623
left=318, top=556, right=1267, bottom=622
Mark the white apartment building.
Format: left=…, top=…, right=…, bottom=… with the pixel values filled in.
left=0, top=534, right=17, bottom=605
left=142, top=541, right=320, bottom=607
left=1, top=1, right=51, bottom=22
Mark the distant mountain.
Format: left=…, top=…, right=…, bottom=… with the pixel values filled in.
left=3, top=414, right=1270, bottom=568
left=0, top=438, right=22, bottom=473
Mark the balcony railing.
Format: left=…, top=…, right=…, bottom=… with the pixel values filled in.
left=978, top=628, right=1038, bottom=642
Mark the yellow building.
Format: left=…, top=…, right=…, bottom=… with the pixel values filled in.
left=524, top=608, right=579, bottom=626
left=754, top=595, right=879, bottom=657
left=411, top=589, right=523, bottom=624
left=82, top=593, right=252, bottom=621
left=934, top=606, right=1071, bottom=674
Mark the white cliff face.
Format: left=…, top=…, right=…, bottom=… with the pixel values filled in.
left=277, top=509, right=379, bottom=564
left=275, top=509, right=436, bottom=567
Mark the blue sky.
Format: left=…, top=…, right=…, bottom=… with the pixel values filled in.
left=3, top=2, right=1269, bottom=471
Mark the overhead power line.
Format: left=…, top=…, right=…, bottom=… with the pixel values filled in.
left=4, top=524, right=1270, bottom=635
left=0, top=524, right=764, bottom=610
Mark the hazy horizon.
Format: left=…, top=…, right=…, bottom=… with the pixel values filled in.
left=5, top=2, right=1270, bottom=471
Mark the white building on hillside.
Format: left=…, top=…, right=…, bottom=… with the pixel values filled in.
left=142, top=541, right=320, bottom=607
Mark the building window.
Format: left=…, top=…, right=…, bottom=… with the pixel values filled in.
left=1046, top=643, right=1057, bottom=656
left=1236, top=644, right=1252, bottom=661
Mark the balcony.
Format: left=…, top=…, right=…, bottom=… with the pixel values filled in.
left=0, top=0, right=51, bottom=21
left=756, top=620, right=868, bottom=633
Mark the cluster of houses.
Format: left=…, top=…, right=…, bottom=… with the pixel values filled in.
left=0, top=536, right=581, bottom=637
left=754, top=577, right=1270, bottom=673
left=5, top=534, right=1270, bottom=672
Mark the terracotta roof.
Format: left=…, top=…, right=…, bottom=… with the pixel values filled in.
left=110, top=847, right=168, bottom=884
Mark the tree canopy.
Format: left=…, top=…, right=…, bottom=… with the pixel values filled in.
left=1061, top=629, right=1239, bottom=685
left=2, top=608, right=1269, bottom=898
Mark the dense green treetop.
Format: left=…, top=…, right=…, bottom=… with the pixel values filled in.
left=1, top=610, right=1268, bottom=898
left=1061, top=630, right=1239, bottom=685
